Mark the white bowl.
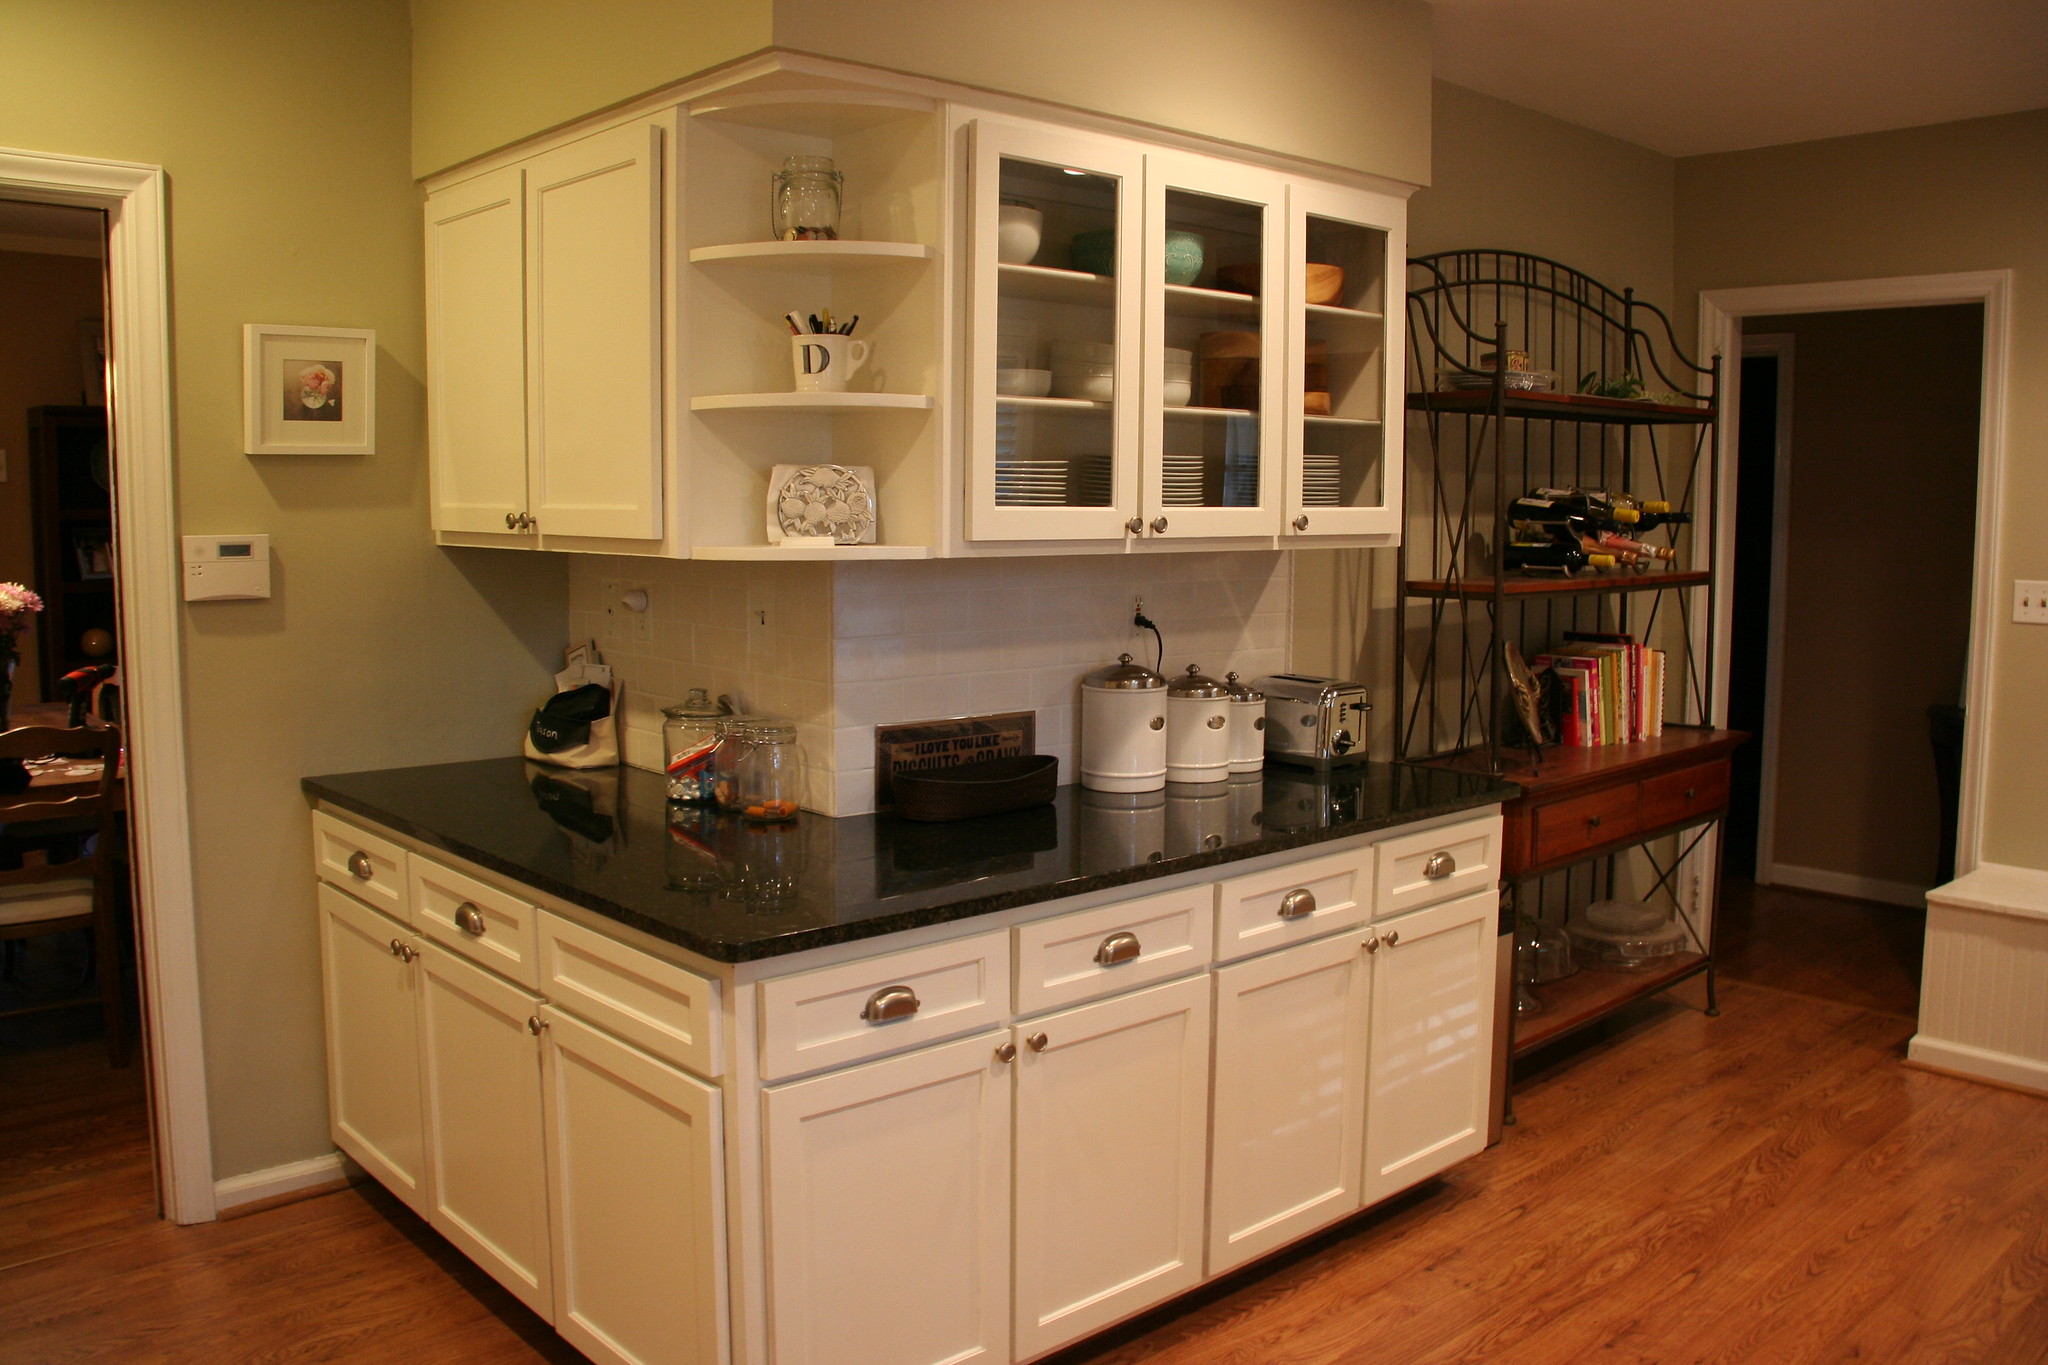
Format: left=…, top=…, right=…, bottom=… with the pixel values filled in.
left=996, top=367, right=1053, bottom=397
left=1162, top=379, right=1193, bottom=407
left=1164, top=347, right=1193, bottom=367
left=997, top=204, right=1043, bottom=265
left=1050, top=339, right=1117, bottom=366
left=1051, top=370, right=1116, bottom=402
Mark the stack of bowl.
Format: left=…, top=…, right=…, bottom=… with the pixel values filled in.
left=1163, top=347, right=1193, bottom=406
left=1050, top=340, right=1116, bottom=401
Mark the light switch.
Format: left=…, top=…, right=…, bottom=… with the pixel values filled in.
left=183, top=534, right=271, bottom=600
left=2016, top=581, right=2048, bottom=625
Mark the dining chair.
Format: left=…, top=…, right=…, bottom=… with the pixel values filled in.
left=0, top=724, right=126, bottom=1066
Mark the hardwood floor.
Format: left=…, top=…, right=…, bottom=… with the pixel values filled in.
left=1, top=975, right=2042, bottom=1364
left=0, top=1040, right=155, bottom=1274
left=1717, top=874, right=1925, bottom=1018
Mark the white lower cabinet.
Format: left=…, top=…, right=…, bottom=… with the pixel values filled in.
left=1362, top=889, right=1499, bottom=1204
left=1012, top=976, right=1211, bottom=1358
left=317, top=883, right=430, bottom=1216
left=1208, top=930, right=1371, bottom=1275
left=420, top=942, right=555, bottom=1317
left=763, top=1032, right=1013, bottom=1365
left=542, top=1006, right=725, bottom=1365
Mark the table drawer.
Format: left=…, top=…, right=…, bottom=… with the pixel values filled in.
left=1640, top=760, right=1731, bottom=832
left=311, top=811, right=409, bottom=922
left=1375, top=813, right=1501, bottom=919
left=759, top=928, right=1011, bottom=1081
left=1015, top=885, right=1213, bottom=1016
left=409, top=853, right=540, bottom=988
left=1530, top=785, right=1642, bottom=868
left=1215, top=845, right=1374, bottom=963
left=537, top=912, right=721, bottom=1077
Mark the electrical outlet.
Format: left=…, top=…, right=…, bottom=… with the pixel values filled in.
left=2015, top=580, right=2048, bottom=625
left=619, top=581, right=653, bottom=645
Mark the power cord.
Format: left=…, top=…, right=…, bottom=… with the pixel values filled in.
left=1132, top=601, right=1164, bottom=675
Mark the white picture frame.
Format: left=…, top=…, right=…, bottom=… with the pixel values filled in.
left=242, top=323, right=376, bottom=454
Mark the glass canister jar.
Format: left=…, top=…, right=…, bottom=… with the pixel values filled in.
left=662, top=689, right=727, bottom=803
left=771, top=155, right=842, bottom=241
left=714, top=719, right=805, bottom=822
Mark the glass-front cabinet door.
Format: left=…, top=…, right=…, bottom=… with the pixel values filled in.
left=968, top=120, right=1145, bottom=542
left=1141, top=155, right=1284, bottom=541
left=1282, top=180, right=1406, bottom=542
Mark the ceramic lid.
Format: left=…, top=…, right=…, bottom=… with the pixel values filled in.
left=1223, top=671, right=1265, bottom=703
left=1168, top=664, right=1231, bottom=699
left=1084, top=653, right=1166, bottom=691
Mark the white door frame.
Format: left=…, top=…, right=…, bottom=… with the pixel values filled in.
left=0, top=146, right=214, bottom=1222
left=1737, top=333, right=1795, bottom=886
left=1699, top=271, right=2013, bottom=884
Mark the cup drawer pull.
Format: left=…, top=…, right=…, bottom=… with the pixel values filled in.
left=453, top=902, right=487, bottom=937
left=860, top=985, right=921, bottom=1023
left=1278, top=888, right=1317, bottom=919
left=347, top=850, right=374, bottom=881
left=1422, top=851, right=1456, bottom=880
left=1094, top=932, right=1142, bottom=967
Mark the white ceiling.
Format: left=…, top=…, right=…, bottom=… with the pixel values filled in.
left=1432, top=0, right=2048, bottom=157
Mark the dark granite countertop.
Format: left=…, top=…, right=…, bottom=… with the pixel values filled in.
left=302, top=758, right=1515, bottom=964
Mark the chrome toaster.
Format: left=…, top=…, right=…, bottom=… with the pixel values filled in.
left=1255, top=674, right=1372, bottom=768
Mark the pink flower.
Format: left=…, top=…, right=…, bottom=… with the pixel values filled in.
left=0, top=581, right=43, bottom=639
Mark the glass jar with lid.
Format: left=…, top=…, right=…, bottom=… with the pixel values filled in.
left=662, top=688, right=727, bottom=803
left=714, top=719, right=805, bottom=822
left=771, top=156, right=842, bottom=242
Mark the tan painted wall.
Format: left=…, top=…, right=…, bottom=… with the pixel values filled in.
left=410, top=0, right=772, bottom=176
left=409, top=0, right=1430, bottom=183
left=1748, top=306, right=1980, bottom=888
left=1, top=1, right=565, bottom=1179
left=1292, top=81, right=1678, bottom=746
left=0, top=248, right=103, bottom=706
left=1676, top=109, right=2048, bottom=871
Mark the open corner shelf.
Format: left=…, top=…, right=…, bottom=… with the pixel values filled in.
left=687, top=88, right=934, bottom=136
left=998, top=263, right=1113, bottom=305
left=1405, top=568, right=1710, bottom=601
left=689, top=240, right=935, bottom=269
left=690, top=392, right=934, bottom=413
left=1512, top=954, right=1709, bottom=1058
left=692, top=543, right=931, bottom=562
left=1408, top=389, right=1714, bottom=426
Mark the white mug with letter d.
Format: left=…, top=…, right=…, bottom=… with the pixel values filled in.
left=792, top=334, right=872, bottom=393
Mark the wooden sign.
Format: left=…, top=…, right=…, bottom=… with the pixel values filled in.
left=874, top=711, right=1036, bottom=809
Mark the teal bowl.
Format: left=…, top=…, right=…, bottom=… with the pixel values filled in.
left=1070, top=228, right=1116, bottom=276
left=1164, top=231, right=1205, bottom=286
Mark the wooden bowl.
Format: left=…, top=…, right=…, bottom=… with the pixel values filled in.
left=1212, top=263, right=1346, bottom=306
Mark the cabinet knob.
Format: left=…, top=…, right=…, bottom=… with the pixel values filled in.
left=347, top=850, right=374, bottom=881
left=1095, top=932, right=1141, bottom=967
left=526, top=1014, right=548, bottom=1035
left=1686, top=788, right=1697, bottom=801
left=1150, top=516, right=1169, bottom=534
left=522, top=513, right=537, bottom=531
left=1278, top=887, right=1317, bottom=920
left=1364, top=934, right=1381, bottom=954
left=1384, top=929, right=1400, bottom=947
left=453, top=902, right=487, bottom=937
left=505, top=511, right=519, bottom=530
left=1293, top=514, right=1310, bottom=532
left=1588, top=815, right=1603, bottom=828
left=1026, top=1031, right=1049, bottom=1053
left=388, top=938, right=404, bottom=959
left=995, top=1041, right=1017, bottom=1063
left=1126, top=516, right=1144, bottom=535
left=860, top=984, right=921, bottom=1023
left=401, top=943, right=418, bottom=963
left=1423, top=850, right=1456, bottom=880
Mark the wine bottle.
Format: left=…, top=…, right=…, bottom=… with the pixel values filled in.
left=1504, top=540, right=1617, bottom=576
left=1578, top=535, right=1654, bottom=572
left=1587, top=529, right=1677, bottom=562
left=1528, top=487, right=1641, bottom=525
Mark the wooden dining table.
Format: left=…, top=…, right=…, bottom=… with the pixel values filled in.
left=2, top=702, right=125, bottom=806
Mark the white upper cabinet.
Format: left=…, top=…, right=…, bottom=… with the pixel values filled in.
left=967, top=119, right=1147, bottom=543
left=1281, top=179, right=1406, bottom=543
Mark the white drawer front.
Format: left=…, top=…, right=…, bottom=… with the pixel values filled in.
left=410, top=853, right=540, bottom=988
left=1215, top=845, right=1374, bottom=962
left=1375, top=813, right=1500, bottom=919
left=758, top=929, right=1011, bottom=1081
left=538, top=911, right=722, bottom=1078
left=311, top=811, right=410, bottom=922
left=1014, top=885, right=1213, bottom=1016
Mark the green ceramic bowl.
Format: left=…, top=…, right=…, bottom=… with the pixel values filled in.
left=1067, top=228, right=1207, bottom=283
left=1163, top=231, right=1205, bottom=286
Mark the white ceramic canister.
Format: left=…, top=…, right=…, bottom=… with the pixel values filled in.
left=1165, top=664, right=1232, bottom=785
left=1223, top=672, right=1267, bottom=774
left=1080, top=654, right=1168, bottom=793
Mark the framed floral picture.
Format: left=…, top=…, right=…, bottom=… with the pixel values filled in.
left=242, top=324, right=376, bottom=454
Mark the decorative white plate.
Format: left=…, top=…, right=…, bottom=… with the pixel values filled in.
left=766, top=463, right=877, bottom=545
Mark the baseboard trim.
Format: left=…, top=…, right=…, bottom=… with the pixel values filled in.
left=1906, top=1035, right=2048, bottom=1098
left=213, top=1152, right=353, bottom=1219
left=1764, top=863, right=1930, bottom=909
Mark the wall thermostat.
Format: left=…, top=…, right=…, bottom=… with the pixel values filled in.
left=183, top=534, right=271, bottom=601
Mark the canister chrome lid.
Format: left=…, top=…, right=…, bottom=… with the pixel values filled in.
left=1084, top=653, right=1166, bottom=690
left=1168, top=664, right=1231, bottom=699
left=1223, top=671, right=1265, bottom=703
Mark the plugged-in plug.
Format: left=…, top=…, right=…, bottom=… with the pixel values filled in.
left=1131, top=597, right=1164, bottom=673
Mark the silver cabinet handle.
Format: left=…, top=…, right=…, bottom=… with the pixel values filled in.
left=1206, top=714, right=1226, bottom=729
left=1293, top=514, right=1310, bottom=532
left=1150, top=516, right=1169, bottom=534
left=1423, top=850, right=1456, bottom=880
left=402, top=943, right=418, bottom=963
left=1125, top=516, right=1143, bottom=535
left=520, top=513, right=536, bottom=531
left=505, top=511, right=519, bottom=530
left=995, top=1041, right=1017, bottom=1063
left=527, top=1014, right=548, bottom=1035
left=1026, top=1031, right=1049, bottom=1052
left=1095, top=932, right=1141, bottom=967
left=1364, top=934, right=1381, bottom=954
left=1384, top=929, right=1400, bottom=947
left=388, top=938, right=404, bottom=959
left=453, top=902, right=487, bottom=937
left=347, top=850, right=373, bottom=881
left=860, top=985, right=921, bottom=1023
left=1278, top=888, right=1317, bottom=919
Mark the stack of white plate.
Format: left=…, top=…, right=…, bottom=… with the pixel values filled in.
left=1301, top=452, right=1343, bottom=506
left=1161, top=453, right=1215, bottom=506
left=995, top=406, right=1019, bottom=463
left=995, top=454, right=1112, bottom=507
